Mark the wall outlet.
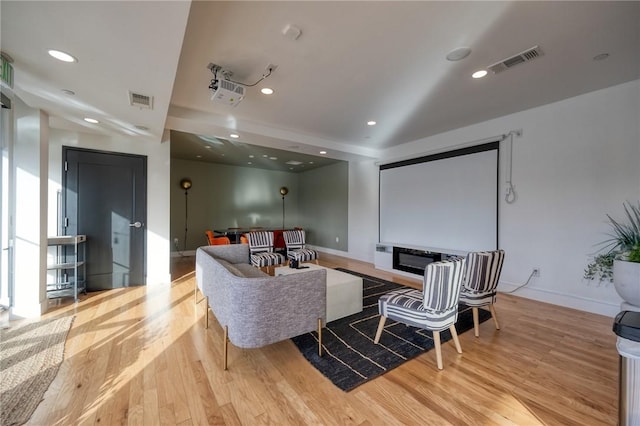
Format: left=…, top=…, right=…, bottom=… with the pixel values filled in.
left=532, top=268, right=540, bottom=277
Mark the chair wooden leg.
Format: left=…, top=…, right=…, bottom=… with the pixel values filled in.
left=318, top=318, right=323, bottom=357
left=472, top=307, right=480, bottom=337
left=433, top=330, right=443, bottom=370
left=223, top=325, right=229, bottom=370
left=450, top=325, right=462, bottom=354
left=490, top=304, right=500, bottom=330
left=205, top=296, right=209, bottom=329
left=374, top=316, right=387, bottom=343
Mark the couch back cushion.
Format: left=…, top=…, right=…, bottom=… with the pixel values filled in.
left=216, top=258, right=243, bottom=277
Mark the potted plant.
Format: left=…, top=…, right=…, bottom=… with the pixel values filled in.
left=584, top=201, right=640, bottom=307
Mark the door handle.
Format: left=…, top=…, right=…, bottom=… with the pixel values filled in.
left=129, top=221, right=143, bottom=228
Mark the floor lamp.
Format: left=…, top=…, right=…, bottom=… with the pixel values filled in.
left=280, top=186, right=288, bottom=229
left=180, top=178, right=192, bottom=251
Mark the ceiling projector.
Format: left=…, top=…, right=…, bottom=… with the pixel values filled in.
left=210, top=79, right=245, bottom=107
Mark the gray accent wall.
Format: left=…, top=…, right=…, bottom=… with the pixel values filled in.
left=299, top=162, right=348, bottom=251
left=170, top=159, right=348, bottom=251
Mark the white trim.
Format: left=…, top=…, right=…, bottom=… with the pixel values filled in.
left=171, top=250, right=196, bottom=258
left=499, top=280, right=620, bottom=317
left=310, top=245, right=348, bottom=258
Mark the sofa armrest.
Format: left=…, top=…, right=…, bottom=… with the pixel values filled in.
left=198, top=244, right=250, bottom=265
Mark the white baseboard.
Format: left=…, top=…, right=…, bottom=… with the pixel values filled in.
left=171, top=250, right=196, bottom=258
left=308, top=245, right=348, bottom=258
left=499, top=280, right=620, bottom=318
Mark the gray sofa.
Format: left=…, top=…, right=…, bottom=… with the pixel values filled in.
left=195, top=244, right=327, bottom=369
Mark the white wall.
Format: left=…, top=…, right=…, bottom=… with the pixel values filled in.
left=349, top=79, right=640, bottom=317
left=48, top=129, right=171, bottom=286
left=347, top=159, right=379, bottom=263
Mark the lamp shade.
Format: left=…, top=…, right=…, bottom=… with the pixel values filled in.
left=180, top=178, right=192, bottom=190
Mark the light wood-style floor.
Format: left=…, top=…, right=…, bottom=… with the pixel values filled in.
left=25, top=252, right=618, bottom=425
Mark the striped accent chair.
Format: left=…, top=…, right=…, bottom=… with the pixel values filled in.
left=459, top=250, right=505, bottom=337
left=374, top=258, right=466, bottom=370
left=283, top=230, right=319, bottom=264
left=246, top=231, right=285, bottom=274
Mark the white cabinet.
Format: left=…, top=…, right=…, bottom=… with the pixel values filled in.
left=47, top=235, right=86, bottom=302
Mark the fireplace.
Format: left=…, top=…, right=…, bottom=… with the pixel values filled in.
left=393, top=247, right=442, bottom=275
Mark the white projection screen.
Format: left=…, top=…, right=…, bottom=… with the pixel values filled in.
left=379, top=142, right=499, bottom=254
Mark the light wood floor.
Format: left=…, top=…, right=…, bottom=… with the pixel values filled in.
left=25, top=252, right=618, bottom=425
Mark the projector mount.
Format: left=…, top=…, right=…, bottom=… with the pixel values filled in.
left=207, top=62, right=275, bottom=92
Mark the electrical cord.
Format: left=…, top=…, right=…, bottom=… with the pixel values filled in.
left=502, top=269, right=535, bottom=294
left=209, top=66, right=274, bottom=90
left=504, top=131, right=517, bottom=204
left=226, top=67, right=273, bottom=87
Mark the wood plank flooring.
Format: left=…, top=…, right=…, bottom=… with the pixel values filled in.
left=24, top=252, right=618, bottom=425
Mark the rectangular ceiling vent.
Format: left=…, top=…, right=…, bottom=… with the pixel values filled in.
left=128, top=91, right=153, bottom=109
left=487, top=45, right=543, bottom=74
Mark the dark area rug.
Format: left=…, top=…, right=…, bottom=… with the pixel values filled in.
left=291, top=269, right=491, bottom=391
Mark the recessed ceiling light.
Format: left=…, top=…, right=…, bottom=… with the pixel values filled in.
left=320, top=151, right=327, bottom=155
left=263, top=154, right=268, bottom=158
left=48, top=49, right=77, bottom=63
left=269, top=157, right=278, bottom=160
left=249, top=155, right=254, bottom=158
left=83, top=117, right=99, bottom=124
left=593, top=53, right=610, bottom=61
left=196, top=155, right=202, bottom=158
left=229, top=133, right=239, bottom=139
left=205, top=146, right=211, bottom=149
left=261, top=88, right=274, bottom=95
left=309, top=161, right=314, bottom=164
left=446, top=47, right=472, bottom=61
left=472, top=70, right=488, bottom=79
left=61, top=89, right=75, bottom=96
left=248, top=162, right=253, bottom=165
left=367, top=120, right=376, bottom=126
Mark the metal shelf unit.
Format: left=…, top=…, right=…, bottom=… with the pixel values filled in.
left=47, top=235, right=86, bottom=302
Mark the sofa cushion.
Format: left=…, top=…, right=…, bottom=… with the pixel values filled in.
left=216, top=258, right=244, bottom=277
left=234, top=263, right=269, bottom=278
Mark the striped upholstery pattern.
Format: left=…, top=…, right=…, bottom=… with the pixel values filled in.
left=283, top=230, right=319, bottom=263
left=459, top=250, right=505, bottom=307
left=378, top=258, right=466, bottom=331
left=247, top=231, right=285, bottom=268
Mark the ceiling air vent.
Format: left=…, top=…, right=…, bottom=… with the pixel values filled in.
left=128, top=91, right=153, bottom=109
left=487, top=45, right=543, bottom=74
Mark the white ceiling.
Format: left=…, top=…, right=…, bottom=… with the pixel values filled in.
left=2, top=1, right=639, bottom=164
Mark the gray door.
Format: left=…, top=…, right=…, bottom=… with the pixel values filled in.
left=63, top=147, right=147, bottom=290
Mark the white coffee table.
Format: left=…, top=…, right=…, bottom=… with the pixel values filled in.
left=275, top=264, right=363, bottom=322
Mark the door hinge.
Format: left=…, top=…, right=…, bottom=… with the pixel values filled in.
left=64, top=161, right=68, bottom=172
left=64, top=217, right=69, bottom=228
